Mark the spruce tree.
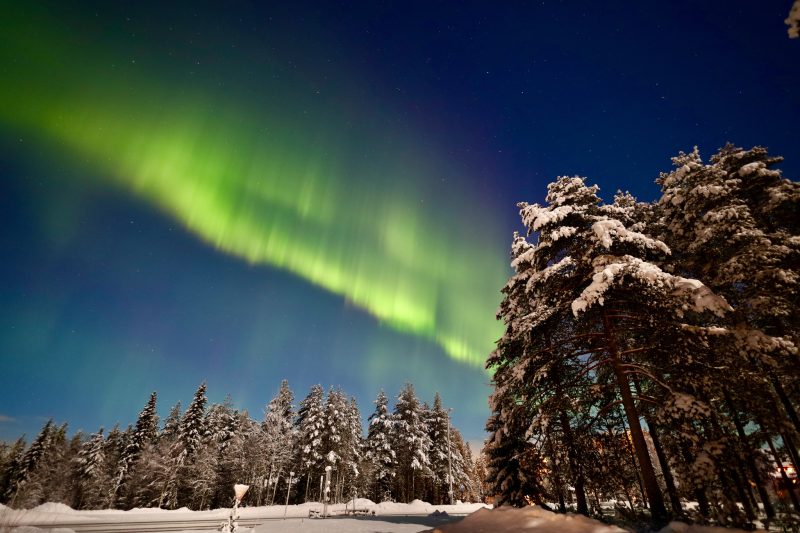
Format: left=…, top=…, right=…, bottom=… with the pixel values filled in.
left=111, top=391, right=158, bottom=507
left=294, top=384, right=326, bottom=501
left=392, top=383, right=431, bottom=502
left=4, top=420, right=53, bottom=505
left=74, top=429, right=105, bottom=509
left=261, top=380, right=295, bottom=505
left=162, top=401, right=182, bottom=440
left=161, top=382, right=208, bottom=508
left=0, top=437, right=25, bottom=503
left=428, top=393, right=455, bottom=504
left=365, top=390, right=395, bottom=501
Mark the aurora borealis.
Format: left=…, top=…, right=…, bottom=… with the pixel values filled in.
left=1, top=2, right=798, bottom=444
left=0, top=3, right=507, bottom=367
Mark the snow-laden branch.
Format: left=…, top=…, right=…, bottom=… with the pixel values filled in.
left=571, top=255, right=732, bottom=317
left=787, top=0, right=800, bottom=38
left=592, top=218, right=670, bottom=255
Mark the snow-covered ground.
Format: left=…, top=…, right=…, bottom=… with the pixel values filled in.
left=425, top=506, right=766, bottom=533
left=0, top=499, right=485, bottom=532
left=0, top=502, right=767, bottom=533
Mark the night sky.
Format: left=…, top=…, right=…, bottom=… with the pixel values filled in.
left=1, top=2, right=797, bottom=446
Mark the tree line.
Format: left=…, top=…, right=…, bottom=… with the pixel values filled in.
left=0, top=381, right=484, bottom=510
left=485, top=144, right=799, bottom=528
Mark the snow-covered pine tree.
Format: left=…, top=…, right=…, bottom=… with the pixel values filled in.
left=207, top=395, right=238, bottom=455
left=319, top=387, right=360, bottom=503
left=427, top=393, right=456, bottom=504
left=129, top=401, right=182, bottom=509
left=451, top=428, right=478, bottom=503
left=161, top=382, right=208, bottom=508
left=365, top=390, right=395, bottom=502
left=260, top=380, right=295, bottom=505
left=4, top=419, right=53, bottom=506
left=294, top=384, right=326, bottom=502
left=489, top=175, right=734, bottom=522
left=178, top=383, right=209, bottom=464
left=472, top=452, right=488, bottom=502
left=321, top=388, right=347, bottom=469
left=486, top=224, right=590, bottom=510
left=235, top=410, right=264, bottom=495
left=162, top=401, right=182, bottom=440
left=338, top=397, right=363, bottom=503
left=484, top=386, right=545, bottom=507
left=207, top=395, right=240, bottom=509
left=13, top=422, right=72, bottom=508
left=392, top=383, right=432, bottom=502
left=656, top=145, right=800, bottom=521
left=73, top=429, right=105, bottom=509
left=111, top=391, right=159, bottom=507
left=0, top=437, right=25, bottom=504
left=484, top=230, right=547, bottom=507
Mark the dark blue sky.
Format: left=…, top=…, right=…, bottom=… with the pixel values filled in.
left=0, top=1, right=797, bottom=447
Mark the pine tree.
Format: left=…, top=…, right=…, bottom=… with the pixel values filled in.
left=207, top=395, right=238, bottom=509
left=13, top=422, right=72, bottom=508
left=365, top=390, right=395, bottom=502
left=162, top=401, right=182, bottom=440
left=111, top=391, right=159, bottom=507
left=427, top=393, right=455, bottom=504
left=489, top=175, right=735, bottom=522
left=322, top=388, right=348, bottom=469
left=484, top=389, right=545, bottom=507
left=340, top=397, right=363, bottom=502
left=73, top=429, right=105, bottom=509
left=473, top=452, right=488, bottom=502
left=451, top=428, right=478, bottom=503
left=161, top=382, right=208, bottom=508
left=656, top=145, right=800, bottom=521
left=392, top=383, right=431, bottom=502
left=178, top=383, right=209, bottom=464
left=261, top=380, right=295, bottom=505
left=294, top=384, right=326, bottom=502
left=319, top=388, right=361, bottom=503
left=4, top=420, right=54, bottom=505
left=0, top=437, right=25, bottom=504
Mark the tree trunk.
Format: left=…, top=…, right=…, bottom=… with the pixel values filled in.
left=728, top=466, right=756, bottom=523
left=602, top=309, right=668, bottom=523
left=780, top=431, right=800, bottom=476
left=706, top=410, right=753, bottom=524
left=617, top=411, right=648, bottom=508
left=631, top=378, right=682, bottom=516
left=724, top=393, right=775, bottom=520
left=559, top=408, right=588, bottom=515
left=647, top=419, right=682, bottom=516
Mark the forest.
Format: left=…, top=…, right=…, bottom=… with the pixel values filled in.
left=0, top=381, right=483, bottom=511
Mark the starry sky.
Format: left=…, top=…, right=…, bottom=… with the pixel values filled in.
left=0, top=1, right=798, bottom=446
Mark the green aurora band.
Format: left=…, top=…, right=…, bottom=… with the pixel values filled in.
left=0, top=7, right=507, bottom=367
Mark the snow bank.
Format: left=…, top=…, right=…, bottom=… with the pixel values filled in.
left=31, top=503, right=75, bottom=514
left=347, top=497, right=377, bottom=508
left=423, top=505, right=626, bottom=533
left=1, top=500, right=487, bottom=532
